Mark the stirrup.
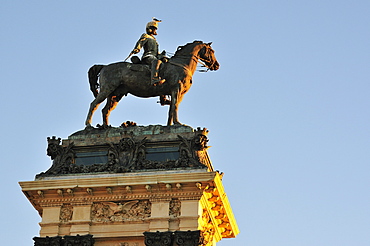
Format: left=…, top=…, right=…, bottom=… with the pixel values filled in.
left=159, top=96, right=171, bottom=106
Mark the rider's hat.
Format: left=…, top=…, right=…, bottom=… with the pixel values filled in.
left=146, top=17, right=161, bottom=29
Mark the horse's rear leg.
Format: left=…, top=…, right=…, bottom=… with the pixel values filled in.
left=102, top=95, right=123, bottom=126
left=85, top=92, right=110, bottom=127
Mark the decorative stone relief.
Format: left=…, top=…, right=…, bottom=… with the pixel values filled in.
left=60, top=204, right=73, bottom=222
left=37, top=136, right=76, bottom=178
left=37, top=130, right=209, bottom=178
left=192, top=131, right=209, bottom=151
left=177, top=135, right=206, bottom=168
left=169, top=199, right=181, bottom=218
left=199, top=209, right=215, bottom=246
left=91, top=200, right=151, bottom=222
left=107, top=137, right=146, bottom=171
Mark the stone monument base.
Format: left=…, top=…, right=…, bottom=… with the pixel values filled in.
left=19, top=125, right=238, bottom=245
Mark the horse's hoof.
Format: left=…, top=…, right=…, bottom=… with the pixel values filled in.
left=85, top=125, right=94, bottom=131
left=97, top=124, right=111, bottom=130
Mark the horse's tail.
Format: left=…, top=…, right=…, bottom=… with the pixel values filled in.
left=88, top=65, right=105, bottom=98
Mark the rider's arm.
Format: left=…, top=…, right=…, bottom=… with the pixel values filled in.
left=132, top=33, right=149, bottom=54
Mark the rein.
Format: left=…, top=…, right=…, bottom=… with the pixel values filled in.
left=169, top=53, right=212, bottom=73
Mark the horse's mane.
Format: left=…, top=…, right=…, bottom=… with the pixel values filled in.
left=174, top=40, right=204, bottom=56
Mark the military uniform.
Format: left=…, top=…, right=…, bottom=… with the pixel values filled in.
left=131, top=19, right=165, bottom=85
left=130, top=18, right=170, bottom=105
left=133, top=33, right=160, bottom=65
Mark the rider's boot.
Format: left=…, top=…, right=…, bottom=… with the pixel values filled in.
left=151, top=60, right=165, bottom=85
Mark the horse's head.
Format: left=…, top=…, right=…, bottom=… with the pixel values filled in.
left=198, top=42, right=219, bottom=71
left=173, top=41, right=220, bottom=71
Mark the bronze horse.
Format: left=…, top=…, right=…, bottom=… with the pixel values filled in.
left=85, top=41, right=219, bottom=127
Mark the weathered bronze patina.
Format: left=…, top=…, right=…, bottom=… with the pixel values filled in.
left=85, top=41, right=219, bottom=128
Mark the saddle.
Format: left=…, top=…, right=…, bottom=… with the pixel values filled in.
left=128, top=55, right=168, bottom=73
left=128, top=56, right=150, bottom=73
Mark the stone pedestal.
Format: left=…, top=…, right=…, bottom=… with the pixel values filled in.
left=20, top=125, right=239, bottom=245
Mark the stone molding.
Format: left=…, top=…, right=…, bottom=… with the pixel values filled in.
left=21, top=169, right=238, bottom=244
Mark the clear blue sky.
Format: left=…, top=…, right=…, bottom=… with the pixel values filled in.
left=1, top=1, right=369, bottom=245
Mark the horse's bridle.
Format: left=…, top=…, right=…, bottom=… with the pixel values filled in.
left=169, top=44, right=216, bottom=72
left=197, top=45, right=216, bottom=70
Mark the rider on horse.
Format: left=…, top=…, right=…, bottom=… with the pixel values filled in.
left=130, top=18, right=170, bottom=105
left=131, top=18, right=166, bottom=84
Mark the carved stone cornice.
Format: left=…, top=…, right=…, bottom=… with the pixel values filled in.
left=148, top=197, right=172, bottom=203
left=21, top=170, right=238, bottom=244
left=197, top=172, right=239, bottom=241
left=21, top=170, right=212, bottom=214
left=36, top=191, right=203, bottom=204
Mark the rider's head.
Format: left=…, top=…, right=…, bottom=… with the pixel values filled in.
left=146, top=26, right=157, bottom=36
left=146, top=18, right=161, bottom=35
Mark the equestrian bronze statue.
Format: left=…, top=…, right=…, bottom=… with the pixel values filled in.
left=85, top=41, right=219, bottom=127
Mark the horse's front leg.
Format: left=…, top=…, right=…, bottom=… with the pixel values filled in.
left=167, top=89, right=183, bottom=126
left=167, top=95, right=174, bottom=126
left=167, top=90, right=177, bottom=125
left=173, top=94, right=184, bottom=125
